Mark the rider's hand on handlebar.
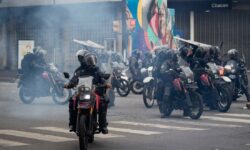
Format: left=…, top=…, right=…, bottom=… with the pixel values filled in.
left=106, top=83, right=112, bottom=89
left=64, top=84, right=70, bottom=89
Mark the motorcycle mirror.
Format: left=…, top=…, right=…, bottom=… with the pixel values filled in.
left=63, top=72, right=70, bottom=79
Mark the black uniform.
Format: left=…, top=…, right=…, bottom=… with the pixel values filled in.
left=67, top=65, right=110, bottom=133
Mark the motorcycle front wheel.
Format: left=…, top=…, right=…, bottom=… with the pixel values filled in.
left=52, top=88, right=72, bottom=105
left=117, top=79, right=130, bottom=97
left=189, top=91, right=203, bottom=120
left=143, top=85, right=155, bottom=108
left=79, top=115, right=88, bottom=150
left=19, top=86, right=35, bottom=104
left=217, top=86, right=232, bottom=112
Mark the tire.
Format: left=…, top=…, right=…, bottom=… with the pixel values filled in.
left=117, top=79, right=130, bottom=97
left=217, top=86, right=232, bottom=112
left=79, top=115, right=88, bottom=150
left=52, top=88, right=72, bottom=105
left=88, top=134, right=94, bottom=143
left=161, top=96, right=173, bottom=116
left=143, top=86, right=155, bottom=108
left=19, top=86, right=35, bottom=104
left=189, top=91, right=203, bottom=120
left=130, top=80, right=143, bottom=95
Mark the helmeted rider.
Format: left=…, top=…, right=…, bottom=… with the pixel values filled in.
left=21, top=46, right=48, bottom=82
left=225, top=49, right=250, bottom=102
left=142, top=51, right=153, bottom=68
left=64, top=49, right=111, bottom=134
left=153, top=47, right=191, bottom=118
left=129, top=49, right=142, bottom=80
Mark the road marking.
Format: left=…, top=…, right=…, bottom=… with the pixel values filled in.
left=0, top=130, right=75, bottom=142
left=108, top=127, right=162, bottom=135
left=33, top=127, right=125, bottom=138
left=152, top=119, right=242, bottom=128
left=112, top=121, right=207, bottom=131
left=215, top=113, right=250, bottom=118
left=202, top=116, right=250, bottom=124
left=246, top=143, right=250, bottom=146
left=0, top=139, right=29, bottom=147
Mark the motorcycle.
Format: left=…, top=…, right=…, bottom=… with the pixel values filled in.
left=63, top=72, right=110, bottom=150
left=193, top=60, right=231, bottom=112
left=224, top=59, right=249, bottom=101
left=206, top=62, right=232, bottom=112
left=18, top=63, right=71, bottom=104
left=111, top=68, right=130, bottom=97
left=142, top=66, right=156, bottom=108
left=160, top=58, right=203, bottom=119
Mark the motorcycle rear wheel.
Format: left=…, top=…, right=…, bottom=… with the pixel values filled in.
left=19, top=86, right=35, bottom=104
left=79, top=115, right=88, bottom=150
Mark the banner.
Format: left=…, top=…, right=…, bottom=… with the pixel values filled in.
left=126, top=0, right=175, bottom=56
left=18, top=40, right=35, bottom=69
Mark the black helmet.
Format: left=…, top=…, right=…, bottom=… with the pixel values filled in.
left=132, top=49, right=142, bottom=59
left=209, top=46, right=220, bottom=57
left=227, top=49, right=239, bottom=59
left=85, top=53, right=97, bottom=67
left=76, top=49, right=88, bottom=65
left=33, top=46, right=47, bottom=57
left=179, top=46, right=189, bottom=59
left=144, top=52, right=153, bottom=59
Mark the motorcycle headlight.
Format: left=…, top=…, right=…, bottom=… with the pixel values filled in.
left=79, top=94, right=91, bottom=101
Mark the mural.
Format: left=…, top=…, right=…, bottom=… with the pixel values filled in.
left=126, top=0, right=175, bottom=56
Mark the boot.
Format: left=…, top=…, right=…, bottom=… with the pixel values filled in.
left=69, top=99, right=77, bottom=132
left=99, top=103, right=109, bottom=134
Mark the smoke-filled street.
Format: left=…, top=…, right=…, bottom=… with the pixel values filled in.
left=1, top=82, right=250, bottom=150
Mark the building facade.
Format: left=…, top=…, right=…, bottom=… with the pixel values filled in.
left=169, top=0, right=250, bottom=69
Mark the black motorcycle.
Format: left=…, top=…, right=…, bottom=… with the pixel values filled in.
left=63, top=72, right=110, bottom=150
left=206, top=62, right=232, bottom=112
left=111, top=68, right=130, bottom=97
left=18, top=63, right=71, bottom=104
left=160, top=59, right=203, bottom=119
left=224, top=60, right=249, bottom=101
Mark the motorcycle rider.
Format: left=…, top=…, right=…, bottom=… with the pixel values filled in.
left=142, top=52, right=153, bottom=68
left=153, top=47, right=191, bottom=118
left=64, top=49, right=111, bottom=134
left=21, top=46, right=48, bottom=84
left=129, top=49, right=142, bottom=80
left=224, top=49, right=250, bottom=102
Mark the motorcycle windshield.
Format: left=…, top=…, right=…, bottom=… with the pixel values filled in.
left=207, top=62, right=218, bottom=74
left=78, top=77, right=93, bottom=89
left=178, top=57, right=194, bottom=82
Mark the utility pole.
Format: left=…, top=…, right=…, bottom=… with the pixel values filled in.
left=121, top=0, right=127, bottom=59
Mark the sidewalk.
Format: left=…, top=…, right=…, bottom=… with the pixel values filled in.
left=0, top=70, right=18, bottom=82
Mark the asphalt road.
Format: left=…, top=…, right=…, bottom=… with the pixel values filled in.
left=0, top=82, right=250, bottom=150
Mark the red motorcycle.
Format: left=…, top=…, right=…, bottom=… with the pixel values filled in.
left=63, top=72, right=110, bottom=150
